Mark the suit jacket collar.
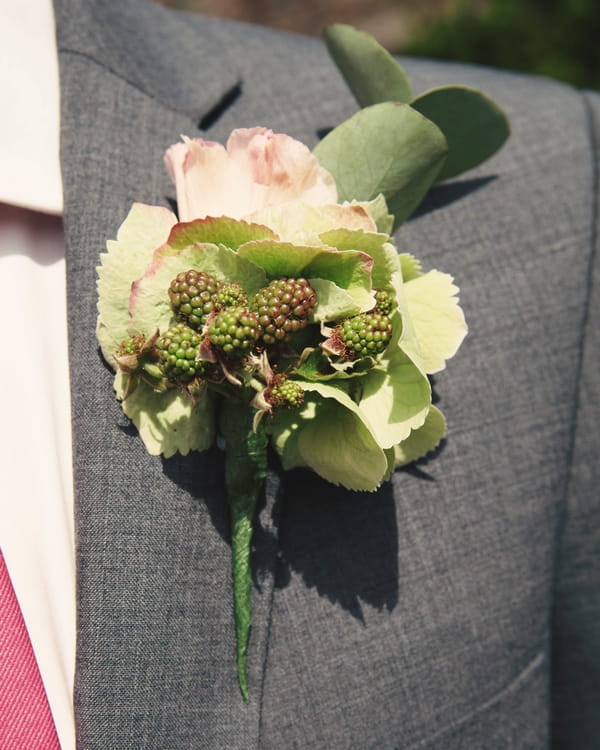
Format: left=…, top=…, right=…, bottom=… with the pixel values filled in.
left=54, top=0, right=241, bottom=123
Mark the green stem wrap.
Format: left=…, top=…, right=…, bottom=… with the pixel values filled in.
left=220, top=400, right=268, bottom=701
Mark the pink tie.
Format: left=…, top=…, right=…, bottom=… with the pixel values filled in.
left=0, top=550, right=61, bottom=749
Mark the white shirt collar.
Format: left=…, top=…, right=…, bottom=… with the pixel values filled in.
left=0, top=0, right=63, bottom=214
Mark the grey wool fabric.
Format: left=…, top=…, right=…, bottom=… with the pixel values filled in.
left=54, top=0, right=599, bottom=746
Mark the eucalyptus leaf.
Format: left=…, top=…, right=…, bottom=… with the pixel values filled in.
left=313, top=103, right=447, bottom=226
left=324, top=24, right=412, bottom=106
left=410, top=85, right=510, bottom=182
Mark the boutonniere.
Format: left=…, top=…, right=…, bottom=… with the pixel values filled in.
left=96, top=25, right=509, bottom=699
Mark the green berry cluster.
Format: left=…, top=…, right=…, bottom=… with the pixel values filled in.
left=215, top=282, right=248, bottom=309
left=339, top=312, right=393, bottom=359
left=168, top=269, right=220, bottom=330
left=252, top=277, right=317, bottom=345
left=373, top=289, right=394, bottom=316
left=207, top=307, right=260, bottom=356
left=266, top=375, right=305, bottom=409
left=117, top=333, right=146, bottom=357
left=155, top=323, right=206, bottom=382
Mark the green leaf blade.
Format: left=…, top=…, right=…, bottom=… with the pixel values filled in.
left=313, top=103, right=447, bottom=226
left=410, top=85, right=510, bottom=182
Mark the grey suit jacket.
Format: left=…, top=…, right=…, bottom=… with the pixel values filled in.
left=55, top=0, right=600, bottom=747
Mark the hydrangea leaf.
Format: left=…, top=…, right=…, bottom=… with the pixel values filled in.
left=119, top=376, right=216, bottom=457
left=158, top=216, right=277, bottom=257
left=129, top=243, right=267, bottom=336
left=313, top=102, right=447, bottom=226
left=392, top=405, right=446, bottom=467
left=324, top=24, right=413, bottom=106
left=309, top=278, right=365, bottom=322
left=97, top=203, right=177, bottom=365
left=357, top=349, right=431, bottom=449
left=268, top=390, right=387, bottom=491
left=237, top=241, right=373, bottom=309
left=403, top=270, right=468, bottom=374
left=319, top=228, right=400, bottom=288
left=410, top=86, right=510, bottom=182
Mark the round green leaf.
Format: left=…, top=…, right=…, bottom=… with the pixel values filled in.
left=324, top=24, right=413, bottom=106
left=410, top=86, right=510, bottom=182
left=313, top=103, right=447, bottom=225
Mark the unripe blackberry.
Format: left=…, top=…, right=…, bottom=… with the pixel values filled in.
left=266, top=375, right=304, bottom=409
left=117, top=333, right=146, bottom=358
left=339, top=312, right=393, bottom=359
left=373, top=289, right=394, bottom=316
left=168, top=269, right=220, bottom=330
left=207, top=307, right=260, bottom=356
left=155, top=323, right=205, bottom=382
left=252, top=277, right=317, bottom=345
left=215, top=281, right=248, bottom=309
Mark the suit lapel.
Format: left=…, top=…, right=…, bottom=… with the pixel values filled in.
left=55, top=0, right=283, bottom=746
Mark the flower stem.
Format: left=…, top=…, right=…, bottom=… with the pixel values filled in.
left=220, top=400, right=268, bottom=701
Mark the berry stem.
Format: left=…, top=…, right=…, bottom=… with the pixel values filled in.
left=219, top=400, right=268, bottom=701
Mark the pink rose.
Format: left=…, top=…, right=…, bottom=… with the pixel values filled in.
left=164, top=128, right=337, bottom=222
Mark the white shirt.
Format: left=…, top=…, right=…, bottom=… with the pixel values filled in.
left=0, top=1, right=76, bottom=748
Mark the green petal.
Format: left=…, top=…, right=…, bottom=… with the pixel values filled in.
left=399, top=253, right=422, bottom=282
left=324, top=24, right=413, bottom=106
left=120, top=375, right=216, bottom=457
left=393, top=405, right=446, bottom=467
left=129, top=244, right=267, bottom=336
left=354, top=194, right=394, bottom=235
left=295, top=348, right=375, bottom=381
left=313, top=102, right=447, bottom=226
left=96, top=203, right=177, bottom=366
left=158, top=216, right=277, bottom=256
left=319, top=228, right=400, bottom=289
left=309, top=278, right=365, bottom=322
left=357, top=350, right=431, bottom=449
left=402, top=270, right=468, bottom=374
left=237, top=240, right=374, bottom=309
left=268, top=391, right=387, bottom=491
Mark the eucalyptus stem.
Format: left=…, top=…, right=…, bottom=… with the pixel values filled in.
left=220, top=400, right=268, bottom=700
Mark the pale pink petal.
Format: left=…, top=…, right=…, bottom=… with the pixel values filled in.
left=165, top=129, right=338, bottom=223
left=164, top=138, right=254, bottom=221
left=226, top=128, right=337, bottom=210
